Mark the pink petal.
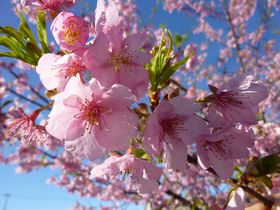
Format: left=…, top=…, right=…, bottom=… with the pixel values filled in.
left=101, top=84, right=136, bottom=109
left=46, top=107, right=78, bottom=139
left=207, top=103, right=225, bottom=127
left=209, top=151, right=234, bottom=178
left=155, top=101, right=174, bottom=122
left=65, top=118, right=84, bottom=140
left=124, top=33, right=149, bottom=52
left=163, top=137, right=187, bottom=171
left=95, top=0, right=105, bottom=28
left=88, top=78, right=106, bottom=98
left=95, top=0, right=119, bottom=34
left=108, top=26, right=123, bottom=51
left=170, top=96, right=201, bottom=116
left=36, top=53, right=61, bottom=90
left=63, top=95, right=83, bottom=108
left=95, top=110, right=139, bottom=151
left=63, top=76, right=91, bottom=101
left=131, top=51, right=152, bottom=65
left=89, top=155, right=119, bottom=179
left=179, top=115, right=210, bottom=145
left=118, top=66, right=149, bottom=99
left=143, top=114, right=163, bottom=156
left=83, top=32, right=110, bottom=69
left=65, top=132, right=105, bottom=160
left=241, top=82, right=269, bottom=104
left=196, top=137, right=211, bottom=170
left=225, top=188, right=245, bottom=210
left=91, top=66, right=118, bottom=90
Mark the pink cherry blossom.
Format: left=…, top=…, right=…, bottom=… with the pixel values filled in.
left=51, top=11, right=89, bottom=51
left=143, top=96, right=209, bottom=170
left=90, top=154, right=162, bottom=195
left=7, top=108, right=58, bottom=146
left=21, top=0, right=76, bottom=12
left=207, top=74, right=269, bottom=127
left=36, top=53, right=86, bottom=91
left=46, top=76, right=139, bottom=159
left=197, top=125, right=255, bottom=178
left=83, top=30, right=151, bottom=99
left=229, top=0, right=257, bottom=25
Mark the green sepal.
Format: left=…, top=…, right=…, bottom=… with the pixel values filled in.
left=134, top=148, right=150, bottom=160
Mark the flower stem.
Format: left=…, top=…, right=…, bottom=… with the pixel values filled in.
left=35, top=101, right=54, bottom=113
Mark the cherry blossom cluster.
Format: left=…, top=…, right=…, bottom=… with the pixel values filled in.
left=28, top=0, right=269, bottom=197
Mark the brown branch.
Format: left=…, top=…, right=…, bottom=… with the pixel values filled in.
left=241, top=185, right=274, bottom=208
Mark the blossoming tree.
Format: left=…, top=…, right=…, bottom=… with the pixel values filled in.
left=0, top=0, right=280, bottom=209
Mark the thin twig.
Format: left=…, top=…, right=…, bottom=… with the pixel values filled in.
left=4, top=68, right=49, bottom=104
left=6, top=87, right=45, bottom=108
left=223, top=4, right=246, bottom=73
left=166, top=190, right=192, bottom=207
left=170, top=78, right=188, bottom=93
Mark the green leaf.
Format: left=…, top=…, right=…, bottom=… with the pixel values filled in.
left=166, top=30, right=173, bottom=56
left=36, top=12, right=49, bottom=53
left=247, top=154, right=280, bottom=177
left=18, top=13, right=37, bottom=45
left=0, top=14, right=42, bottom=65
left=0, top=36, right=22, bottom=52
left=0, top=36, right=39, bottom=65
left=159, top=52, right=192, bottom=84
left=26, top=42, right=42, bottom=60
left=0, top=26, right=25, bottom=47
left=147, top=30, right=192, bottom=91
left=174, top=33, right=187, bottom=48
left=0, top=51, right=18, bottom=58
left=0, top=36, right=28, bottom=60
left=0, top=50, right=37, bottom=66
